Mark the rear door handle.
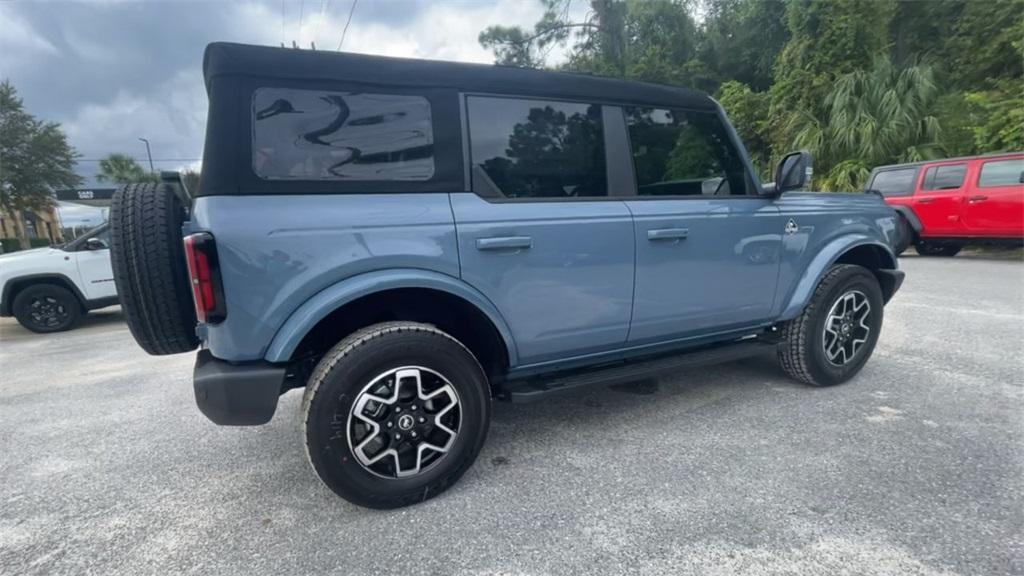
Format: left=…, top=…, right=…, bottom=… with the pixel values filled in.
left=647, top=228, right=689, bottom=241
left=968, top=195, right=988, bottom=203
left=916, top=197, right=935, bottom=204
left=475, top=236, right=532, bottom=251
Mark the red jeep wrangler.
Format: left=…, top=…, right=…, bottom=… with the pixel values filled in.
left=867, top=153, right=1024, bottom=256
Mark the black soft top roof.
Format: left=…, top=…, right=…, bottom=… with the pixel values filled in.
left=203, top=42, right=717, bottom=111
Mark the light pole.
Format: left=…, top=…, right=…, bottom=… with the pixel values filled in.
left=138, top=137, right=155, bottom=174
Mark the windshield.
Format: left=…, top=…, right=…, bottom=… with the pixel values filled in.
left=63, top=222, right=111, bottom=251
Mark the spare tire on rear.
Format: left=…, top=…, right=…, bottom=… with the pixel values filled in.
left=109, top=182, right=199, bottom=355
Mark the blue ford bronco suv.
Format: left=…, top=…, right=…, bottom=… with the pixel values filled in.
left=110, top=43, right=904, bottom=508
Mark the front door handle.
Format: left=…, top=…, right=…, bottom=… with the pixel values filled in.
left=476, top=236, right=532, bottom=251
left=647, top=228, right=689, bottom=241
left=968, top=195, right=988, bottom=203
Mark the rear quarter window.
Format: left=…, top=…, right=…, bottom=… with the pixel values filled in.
left=252, top=88, right=435, bottom=181
left=978, top=158, right=1024, bottom=187
left=869, top=168, right=918, bottom=197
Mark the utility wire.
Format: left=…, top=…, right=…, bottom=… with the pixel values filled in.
left=281, top=0, right=286, bottom=46
left=336, top=0, right=358, bottom=51
left=313, top=0, right=329, bottom=46
left=76, top=158, right=202, bottom=162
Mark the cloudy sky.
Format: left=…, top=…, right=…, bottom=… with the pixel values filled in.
left=2, top=0, right=585, bottom=191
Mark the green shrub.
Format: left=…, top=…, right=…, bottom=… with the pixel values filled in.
left=0, top=238, right=21, bottom=253
left=28, top=238, right=51, bottom=248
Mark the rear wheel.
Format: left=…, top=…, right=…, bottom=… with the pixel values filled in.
left=109, top=182, right=198, bottom=355
left=777, top=264, right=884, bottom=386
left=915, top=241, right=961, bottom=257
left=302, top=322, right=490, bottom=509
left=12, top=284, right=81, bottom=333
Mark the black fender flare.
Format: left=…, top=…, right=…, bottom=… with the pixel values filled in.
left=892, top=205, right=922, bottom=234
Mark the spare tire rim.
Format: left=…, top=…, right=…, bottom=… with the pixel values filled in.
left=28, top=296, right=68, bottom=328
left=822, top=290, right=871, bottom=366
left=347, top=366, right=461, bottom=479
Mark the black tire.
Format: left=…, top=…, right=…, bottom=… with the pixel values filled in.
left=777, top=264, right=884, bottom=386
left=302, top=322, right=490, bottom=509
left=109, top=182, right=199, bottom=355
left=12, top=284, right=81, bottom=333
left=915, top=241, right=961, bottom=257
left=893, top=215, right=913, bottom=255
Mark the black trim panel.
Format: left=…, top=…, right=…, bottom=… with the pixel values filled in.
left=193, top=350, right=287, bottom=426
left=501, top=338, right=776, bottom=403
left=602, top=105, right=635, bottom=197
left=85, top=295, right=120, bottom=311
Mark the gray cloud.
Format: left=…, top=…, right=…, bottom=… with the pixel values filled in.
left=3, top=0, right=573, bottom=186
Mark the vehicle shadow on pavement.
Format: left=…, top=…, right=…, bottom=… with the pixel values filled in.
left=900, top=248, right=1023, bottom=261
left=262, top=351, right=792, bottom=513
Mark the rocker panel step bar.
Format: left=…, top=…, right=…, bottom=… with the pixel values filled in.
left=500, top=339, right=776, bottom=403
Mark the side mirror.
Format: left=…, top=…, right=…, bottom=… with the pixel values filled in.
left=85, top=237, right=107, bottom=251
left=1018, top=171, right=1023, bottom=184
left=772, top=150, right=814, bottom=194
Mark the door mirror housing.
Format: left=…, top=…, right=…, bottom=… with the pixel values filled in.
left=770, top=150, right=814, bottom=195
left=85, top=237, right=107, bottom=251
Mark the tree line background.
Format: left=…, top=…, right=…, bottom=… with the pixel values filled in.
left=479, top=0, right=1023, bottom=190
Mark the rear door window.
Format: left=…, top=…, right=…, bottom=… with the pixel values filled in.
left=625, top=107, right=751, bottom=196
left=252, top=88, right=435, bottom=181
left=467, top=96, right=607, bottom=199
left=922, top=164, right=966, bottom=191
left=869, top=168, right=917, bottom=197
left=978, top=158, right=1024, bottom=187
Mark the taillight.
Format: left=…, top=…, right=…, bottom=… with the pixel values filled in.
left=183, top=233, right=226, bottom=324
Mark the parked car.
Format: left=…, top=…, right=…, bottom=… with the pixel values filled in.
left=866, top=152, right=1024, bottom=256
left=110, top=43, right=904, bottom=508
left=0, top=223, right=118, bottom=332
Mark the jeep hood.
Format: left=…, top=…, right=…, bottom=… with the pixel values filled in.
left=0, top=247, right=58, bottom=261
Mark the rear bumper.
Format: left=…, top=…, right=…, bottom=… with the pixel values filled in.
left=193, top=350, right=286, bottom=425
left=877, top=269, right=906, bottom=303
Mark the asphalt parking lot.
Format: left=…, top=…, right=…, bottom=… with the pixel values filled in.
left=2, top=254, right=1022, bottom=576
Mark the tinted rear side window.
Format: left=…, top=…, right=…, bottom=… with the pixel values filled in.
left=979, top=158, right=1024, bottom=187
left=467, top=96, right=607, bottom=199
left=252, top=88, right=435, bottom=181
left=922, top=164, right=966, bottom=190
left=625, top=107, right=751, bottom=196
left=869, top=168, right=917, bottom=197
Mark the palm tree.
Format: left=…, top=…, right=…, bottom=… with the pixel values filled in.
left=788, top=58, right=943, bottom=191
left=96, top=153, right=157, bottom=184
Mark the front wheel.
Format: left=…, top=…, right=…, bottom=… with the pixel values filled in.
left=777, top=264, right=884, bottom=386
left=12, top=284, right=81, bottom=333
left=301, top=322, right=490, bottom=509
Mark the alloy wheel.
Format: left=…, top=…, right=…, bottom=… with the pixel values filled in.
left=822, top=290, right=872, bottom=366
left=27, top=296, right=69, bottom=330
left=347, top=366, right=461, bottom=479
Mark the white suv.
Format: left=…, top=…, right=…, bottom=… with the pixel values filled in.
left=0, top=224, right=118, bottom=332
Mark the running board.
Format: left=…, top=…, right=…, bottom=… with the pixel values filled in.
left=499, top=339, right=776, bottom=403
